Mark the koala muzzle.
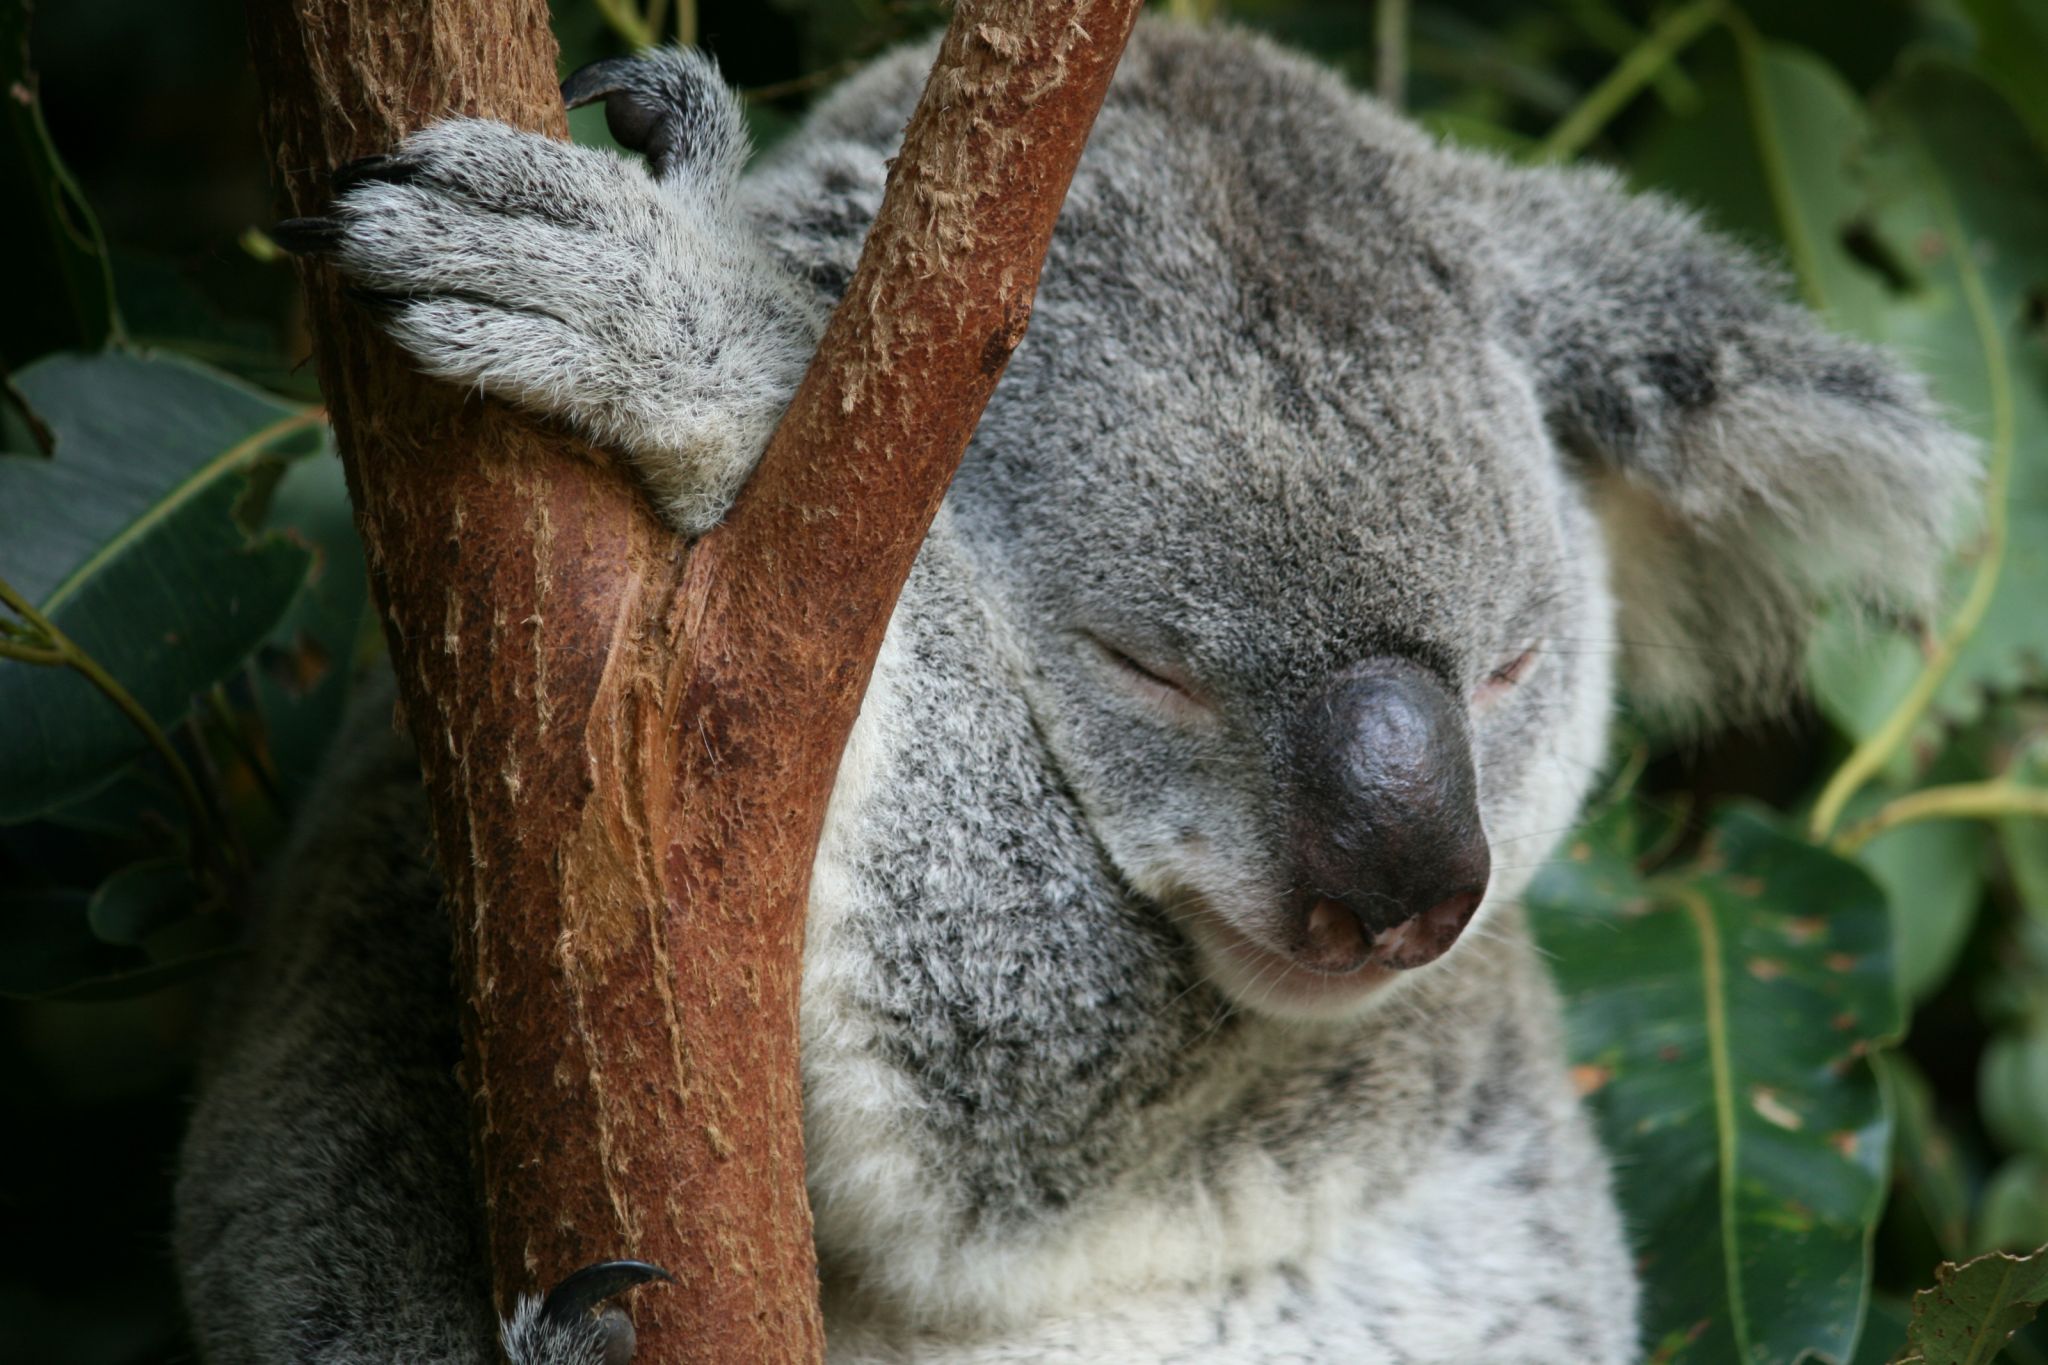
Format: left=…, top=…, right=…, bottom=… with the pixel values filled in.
left=1289, top=658, right=1491, bottom=972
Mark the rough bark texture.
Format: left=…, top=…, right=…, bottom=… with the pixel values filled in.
left=244, top=0, right=1142, bottom=1361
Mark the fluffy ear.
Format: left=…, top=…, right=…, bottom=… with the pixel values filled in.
left=1448, top=157, right=1977, bottom=725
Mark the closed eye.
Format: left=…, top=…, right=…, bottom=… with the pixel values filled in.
left=1084, top=634, right=1212, bottom=716
left=1473, top=643, right=1541, bottom=707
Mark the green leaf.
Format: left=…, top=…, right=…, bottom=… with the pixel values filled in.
left=1530, top=803, right=1899, bottom=1364
left=85, top=857, right=197, bottom=947
left=0, top=349, right=320, bottom=821
left=0, top=885, right=233, bottom=1001
left=1978, top=1157, right=2048, bottom=1255
left=1895, top=1245, right=2048, bottom=1364
left=1981, top=1021, right=2048, bottom=1156
left=1859, top=814, right=1990, bottom=1003
left=0, top=0, right=121, bottom=366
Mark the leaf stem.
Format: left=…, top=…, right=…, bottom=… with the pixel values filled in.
left=1809, top=162, right=2014, bottom=841
left=1833, top=781, right=2048, bottom=854
left=1537, top=0, right=1725, bottom=162
left=0, top=573, right=222, bottom=877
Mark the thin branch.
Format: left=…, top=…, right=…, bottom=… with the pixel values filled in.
left=1834, top=781, right=2048, bottom=854
left=1537, top=0, right=1724, bottom=162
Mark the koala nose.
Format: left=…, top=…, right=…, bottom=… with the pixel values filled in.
left=1288, top=658, right=1491, bottom=972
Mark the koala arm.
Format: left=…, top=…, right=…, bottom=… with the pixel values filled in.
left=275, top=50, right=832, bottom=536
left=173, top=689, right=648, bottom=1364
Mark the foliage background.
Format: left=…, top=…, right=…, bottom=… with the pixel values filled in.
left=2, top=0, right=2044, bottom=1360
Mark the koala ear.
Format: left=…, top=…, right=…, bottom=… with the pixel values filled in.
left=1456, top=158, right=1977, bottom=725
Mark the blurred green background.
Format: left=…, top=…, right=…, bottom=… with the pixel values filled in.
left=3, top=0, right=2045, bottom=1360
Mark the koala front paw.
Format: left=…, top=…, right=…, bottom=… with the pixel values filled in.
left=274, top=51, right=824, bottom=535
left=500, top=1258, right=672, bottom=1365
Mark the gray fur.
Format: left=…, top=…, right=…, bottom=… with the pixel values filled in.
left=176, top=21, right=1973, bottom=1363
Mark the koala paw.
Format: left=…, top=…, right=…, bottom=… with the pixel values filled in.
left=273, top=50, right=823, bottom=536
left=500, top=1258, right=673, bottom=1365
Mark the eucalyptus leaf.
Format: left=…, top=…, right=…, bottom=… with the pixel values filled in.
left=0, top=350, right=320, bottom=821
left=1530, top=803, right=1898, bottom=1365
left=86, top=857, right=197, bottom=947
left=1894, top=1245, right=2048, bottom=1364
left=1978, top=1156, right=2048, bottom=1255
left=1981, top=1021, right=2048, bottom=1156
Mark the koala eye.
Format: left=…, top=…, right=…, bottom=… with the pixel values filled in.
left=1473, top=643, right=1541, bottom=708
left=1083, top=633, right=1211, bottom=716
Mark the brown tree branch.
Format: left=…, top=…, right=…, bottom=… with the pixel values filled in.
left=245, top=0, right=1141, bottom=1360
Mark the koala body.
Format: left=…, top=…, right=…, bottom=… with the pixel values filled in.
left=176, top=20, right=1971, bottom=1365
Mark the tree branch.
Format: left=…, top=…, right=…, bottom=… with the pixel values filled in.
left=243, top=0, right=1143, bottom=1360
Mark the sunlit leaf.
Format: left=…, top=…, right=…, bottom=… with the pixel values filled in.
left=1530, top=803, right=1899, bottom=1364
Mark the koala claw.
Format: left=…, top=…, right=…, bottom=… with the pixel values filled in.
left=561, top=50, right=737, bottom=182
left=502, top=1259, right=672, bottom=1365
left=268, top=216, right=343, bottom=256
left=540, top=1258, right=675, bottom=1325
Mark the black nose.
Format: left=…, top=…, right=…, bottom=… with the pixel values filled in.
left=1288, top=657, right=1491, bottom=971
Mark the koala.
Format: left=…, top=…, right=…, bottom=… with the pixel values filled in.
left=176, top=19, right=1973, bottom=1365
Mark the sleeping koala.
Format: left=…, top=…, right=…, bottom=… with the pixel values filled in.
left=175, top=18, right=1972, bottom=1365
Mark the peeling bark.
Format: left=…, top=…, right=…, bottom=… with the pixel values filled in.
left=243, top=0, right=1143, bottom=1361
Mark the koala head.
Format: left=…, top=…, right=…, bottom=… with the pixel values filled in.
left=947, top=29, right=1974, bottom=1022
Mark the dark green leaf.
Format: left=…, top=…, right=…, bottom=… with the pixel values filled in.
left=0, top=349, right=320, bottom=820
left=85, top=857, right=196, bottom=947
left=1531, top=803, right=1899, bottom=1364
left=0, top=886, right=232, bottom=1000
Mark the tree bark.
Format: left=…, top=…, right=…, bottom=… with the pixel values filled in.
left=245, top=0, right=1141, bottom=1360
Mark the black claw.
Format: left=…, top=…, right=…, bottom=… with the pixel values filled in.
left=560, top=55, right=697, bottom=172
left=538, top=1259, right=674, bottom=1328
left=270, top=217, right=344, bottom=256
left=560, top=56, right=644, bottom=112
left=330, top=153, right=420, bottom=194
